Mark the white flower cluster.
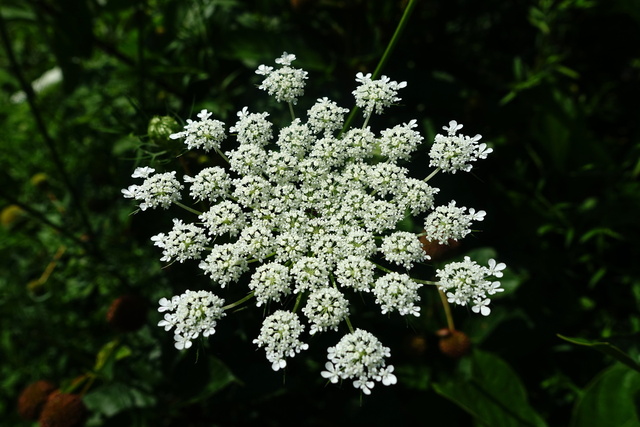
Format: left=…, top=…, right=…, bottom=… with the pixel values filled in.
left=353, top=72, right=407, bottom=117
left=158, top=290, right=225, bottom=350
left=423, top=201, right=486, bottom=244
left=169, top=109, right=226, bottom=151
left=151, top=219, right=208, bottom=263
left=256, top=52, right=308, bottom=104
left=253, top=310, right=309, bottom=371
left=436, top=257, right=506, bottom=316
left=321, top=329, right=397, bottom=395
left=121, top=167, right=182, bottom=211
left=124, top=52, right=505, bottom=393
left=429, top=120, right=493, bottom=173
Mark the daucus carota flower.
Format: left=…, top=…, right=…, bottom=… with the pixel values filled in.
left=321, top=329, right=397, bottom=395
left=436, top=256, right=506, bottom=316
left=256, top=52, right=308, bottom=104
left=253, top=310, right=309, bottom=371
left=169, top=109, right=226, bottom=152
left=423, top=200, right=486, bottom=244
left=157, top=290, right=226, bottom=350
left=353, top=72, right=407, bottom=117
left=429, top=120, right=493, bottom=173
left=123, top=51, right=504, bottom=394
left=121, top=168, right=182, bottom=211
left=151, top=219, right=208, bottom=263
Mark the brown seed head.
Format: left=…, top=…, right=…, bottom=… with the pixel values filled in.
left=438, top=329, right=471, bottom=359
left=17, top=380, right=56, bottom=421
left=39, top=391, right=88, bottom=427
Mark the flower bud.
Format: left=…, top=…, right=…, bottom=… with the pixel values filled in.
left=39, top=391, right=88, bottom=427
left=419, top=232, right=460, bottom=262
left=106, top=294, right=147, bottom=333
left=17, top=380, right=56, bottom=420
left=147, top=116, right=180, bottom=146
left=437, top=328, right=471, bottom=359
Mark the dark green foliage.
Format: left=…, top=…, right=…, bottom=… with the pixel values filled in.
left=1, top=0, right=639, bottom=425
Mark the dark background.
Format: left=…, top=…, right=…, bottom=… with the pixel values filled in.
left=1, top=0, right=639, bottom=425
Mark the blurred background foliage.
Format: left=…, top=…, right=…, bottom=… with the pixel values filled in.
left=1, top=0, right=639, bottom=425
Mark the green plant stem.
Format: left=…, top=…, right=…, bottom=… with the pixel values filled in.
left=223, top=292, right=254, bottom=311
left=411, top=278, right=439, bottom=286
left=214, top=146, right=230, bottom=164
left=340, top=0, right=418, bottom=133
left=288, top=102, right=295, bottom=121
left=424, top=167, right=441, bottom=182
left=173, top=201, right=202, bottom=215
left=292, top=293, right=303, bottom=313
left=344, top=315, right=355, bottom=334
left=438, top=287, right=456, bottom=331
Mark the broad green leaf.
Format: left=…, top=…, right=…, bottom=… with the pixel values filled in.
left=433, top=350, right=547, bottom=427
left=571, top=364, right=640, bottom=427
left=557, top=335, right=640, bottom=373
left=171, top=352, right=238, bottom=404
left=84, top=382, right=156, bottom=417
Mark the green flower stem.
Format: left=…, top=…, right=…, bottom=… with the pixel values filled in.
left=173, top=201, right=202, bottom=215
left=424, top=167, right=441, bottom=183
left=373, top=262, right=394, bottom=274
left=223, top=292, right=254, bottom=311
left=411, top=278, right=439, bottom=286
left=214, top=146, right=230, bottom=164
left=292, top=292, right=303, bottom=313
left=340, top=0, right=418, bottom=134
left=362, top=113, right=372, bottom=129
left=288, top=101, right=296, bottom=121
left=344, top=315, right=355, bottom=334
left=438, top=287, right=456, bottom=331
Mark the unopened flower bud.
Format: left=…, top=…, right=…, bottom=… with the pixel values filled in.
left=437, top=329, right=471, bottom=359
left=148, top=116, right=180, bottom=146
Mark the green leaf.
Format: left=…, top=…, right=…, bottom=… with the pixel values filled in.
left=433, top=350, right=547, bottom=427
left=571, top=364, right=640, bottom=427
left=171, top=351, right=238, bottom=404
left=94, top=340, right=132, bottom=380
left=84, top=382, right=156, bottom=418
left=557, top=335, right=640, bottom=373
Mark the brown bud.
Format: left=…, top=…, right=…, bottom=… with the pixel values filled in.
left=419, top=233, right=460, bottom=262
left=17, top=380, right=56, bottom=421
left=437, top=329, right=471, bottom=359
left=39, top=391, right=88, bottom=427
left=106, top=294, right=148, bottom=333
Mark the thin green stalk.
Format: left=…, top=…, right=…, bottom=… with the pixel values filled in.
left=412, top=278, right=439, bottom=286
left=292, top=293, right=303, bottom=313
left=424, top=167, right=441, bottom=182
left=173, top=201, right=202, bottom=215
left=288, top=101, right=295, bottom=121
left=223, top=292, right=254, bottom=311
left=438, top=287, right=456, bottom=331
left=344, top=316, right=355, bottom=334
left=341, top=0, right=418, bottom=134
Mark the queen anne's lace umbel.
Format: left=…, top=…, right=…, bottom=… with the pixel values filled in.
left=124, top=52, right=505, bottom=393
left=157, top=290, right=225, bottom=350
